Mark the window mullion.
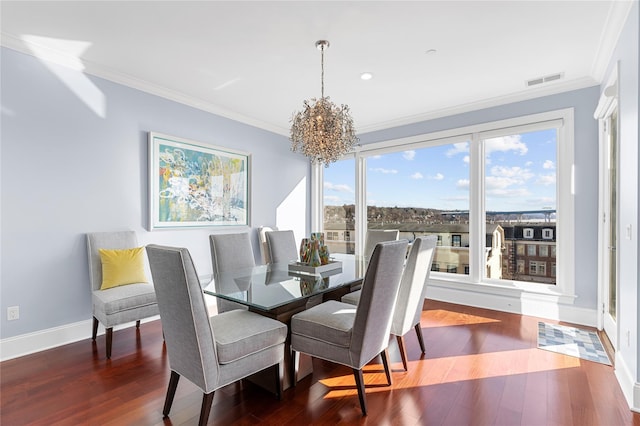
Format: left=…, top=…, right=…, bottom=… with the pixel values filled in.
left=469, top=133, right=484, bottom=282
left=355, top=153, right=367, bottom=257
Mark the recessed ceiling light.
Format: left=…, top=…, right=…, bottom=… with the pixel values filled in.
left=360, top=72, right=373, bottom=80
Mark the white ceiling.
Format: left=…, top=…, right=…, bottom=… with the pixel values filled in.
left=1, top=1, right=633, bottom=136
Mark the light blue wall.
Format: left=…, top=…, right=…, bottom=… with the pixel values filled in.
left=0, top=47, right=309, bottom=339
left=359, top=87, right=601, bottom=310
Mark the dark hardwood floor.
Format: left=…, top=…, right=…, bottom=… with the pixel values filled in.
left=2, top=300, right=639, bottom=425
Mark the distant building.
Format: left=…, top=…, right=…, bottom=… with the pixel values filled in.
left=324, top=220, right=556, bottom=285
left=501, top=224, right=557, bottom=284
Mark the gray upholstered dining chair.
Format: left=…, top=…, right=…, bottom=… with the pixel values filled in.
left=265, top=230, right=298, bottom=263
left=209, top=232, right=255, bottom=313
left=258, top=225, right=276, bottom=264
left=342, top=236, right=437, bottom=371
left=363, top=229, right=399, bottom=259
left=290, top=239, right=408, bottom=416
left=146, top=245, right=287, bottom=426
left=86, top=231, right=159, bottom=359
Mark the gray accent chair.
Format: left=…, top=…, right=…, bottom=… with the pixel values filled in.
left=258, top=226, right=276, bottom=264
left=290, top=239, right=408, bottom=416
left=363, top=229, right=399, bottom=259
left=265, top=230, right=298, bottom=263
left=342, top=236, right=437, bottom=371
left=86, top=231, right=159, bottom=359
left=209, top=232, right=255, bottom=313
left=146, top=245, right=287, bottom=426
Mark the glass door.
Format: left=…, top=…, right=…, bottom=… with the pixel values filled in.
left=603, top=110, right=618, bottom=347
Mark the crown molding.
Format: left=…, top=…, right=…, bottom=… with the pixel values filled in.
left=356, top=76, right=598, bottom=135
left=0, top=32, right=289, bottom=136
left=590, top=0, right=635, bottom=83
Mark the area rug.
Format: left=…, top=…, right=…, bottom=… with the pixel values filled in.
left=537, top=322, right=611, bottom=365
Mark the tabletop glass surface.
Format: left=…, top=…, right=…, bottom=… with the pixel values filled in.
left=203, top=253, right=367, bottom=311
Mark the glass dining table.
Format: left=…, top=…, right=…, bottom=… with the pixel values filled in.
left=202, top=253, right=367, bottom=389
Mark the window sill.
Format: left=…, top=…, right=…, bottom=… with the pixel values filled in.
left=428, top=273, right=577, bottom=305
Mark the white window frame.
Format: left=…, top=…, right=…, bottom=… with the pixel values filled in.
left=313, top=108, right=575, bottom=303
left=524, top=228, right=534, bottom=239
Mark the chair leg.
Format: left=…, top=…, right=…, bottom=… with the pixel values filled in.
left=290, top=349, right=299, bottom=387
left=163, top=371, right=180, bottom=417
left=380, top=349, right=392, bottom=385
left=352, top=368, right=367, bottom=416
left=199, top=392, right=215, bottom=426
left=92, top=317, right=99, bottom=340
left=136, top=320, right=141, bottom=328
left=415, top=323, right=426, bottom=354
left=105, top=327, right=113, bottom=359
left=273, top=362, right=283, bottom=400
left=396, top=335, right=408, bottom=371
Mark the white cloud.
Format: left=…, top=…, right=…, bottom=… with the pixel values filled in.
left=457, top=179, right=469, bottom=189
left=410, top=172, right=424, bottom=179
left=525, top=161, right=533, bottom=167
left=403, top=150, right=416, bottom=160
left=486, top=176, right=522, bottom=190
left=370, top=167, right=398, bottom=174
left=430, top=173, right=444, bottom=181
left=324, top=182, right=354, bottom=193
left=536, top=173, right=556, bottom=186
left=543, top=160, right=555, bottom=169
left=485, top=135, right=528, bottom=156
left=463, top=155, right=470, bottom=164
left=446, top=142, right=469, bottom=157
left=490, top=166, right=534, bottom=181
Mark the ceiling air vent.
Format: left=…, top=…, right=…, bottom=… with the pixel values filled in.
left=526, top=72, right=564, bottom=87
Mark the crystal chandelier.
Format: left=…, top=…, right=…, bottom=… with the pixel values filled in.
left=290, top=40, right=358, bottom=167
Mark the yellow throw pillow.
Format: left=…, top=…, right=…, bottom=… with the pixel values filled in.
left=99, top=247, right=148, bottom=290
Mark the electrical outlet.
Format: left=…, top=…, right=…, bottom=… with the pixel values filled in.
left=7, top=306, right=19, bottom=321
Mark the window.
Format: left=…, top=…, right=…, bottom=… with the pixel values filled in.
left=323, top=158, right=355, bottom=254
left=364, top=141, right=470, bottom=277
left=530, top=261, right=546, bottom=276
left=316, top=108, right=573, bottom=297
left=551, top=263, right=556, bottom=277
left=539, top=245, right=548, bottom=257
left=432, top=263, right=440, bottom=272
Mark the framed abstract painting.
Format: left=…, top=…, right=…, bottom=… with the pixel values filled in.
left=148, top=132, right=250, bottom=229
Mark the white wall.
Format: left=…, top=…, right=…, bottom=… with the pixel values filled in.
left=602, top=0, right=640, bottom=411
left=0, top=47, right=309, bottom=341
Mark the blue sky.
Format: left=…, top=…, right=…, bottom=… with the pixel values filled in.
left=324, top=128, right=557, bottom=212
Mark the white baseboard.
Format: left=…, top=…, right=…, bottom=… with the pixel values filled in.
left=425, top=282, right=597, bottom=326
left=614, top=351, right=640, bottom=413
left=0, top=316, right=159, bottom=362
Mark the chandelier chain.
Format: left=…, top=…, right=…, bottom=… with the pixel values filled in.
left=320, top=43, right=325, bottom=98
